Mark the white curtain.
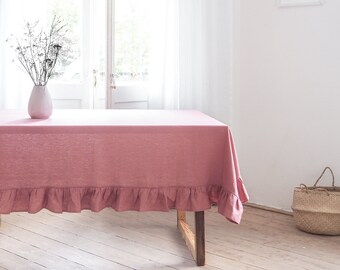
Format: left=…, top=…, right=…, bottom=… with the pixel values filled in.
left=148, top=0, right=233, bottom=124
left=0, top=0, right=34, bottom=109
left=0, top=0, right=6, bottom=109
left=147, top=0, right=180, bottom=110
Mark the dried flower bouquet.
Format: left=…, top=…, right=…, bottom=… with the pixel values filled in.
left=7, top=16, right=67, bottom=86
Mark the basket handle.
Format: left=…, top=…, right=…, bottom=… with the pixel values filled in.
left=313, top=167, right=335, bottom=188
left=299, top=184, right=330, bottom=195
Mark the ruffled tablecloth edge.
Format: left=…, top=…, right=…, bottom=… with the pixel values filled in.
left=0, top=182, right=249, bottom=224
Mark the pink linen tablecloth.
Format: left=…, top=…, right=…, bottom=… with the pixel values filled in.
left=0, top=110, right=248, bottom=224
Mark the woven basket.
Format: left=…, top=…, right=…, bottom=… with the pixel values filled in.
left=292, top=167, right=340, bottom=235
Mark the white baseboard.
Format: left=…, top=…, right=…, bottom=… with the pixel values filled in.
left=245, top=202, right=293, bottom=216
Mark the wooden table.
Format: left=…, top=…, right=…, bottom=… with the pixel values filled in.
left=0, top=109, right=248, bottom=266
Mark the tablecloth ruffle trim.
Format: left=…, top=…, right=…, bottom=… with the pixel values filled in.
left=0, top=183, right=248, bottom=224
left=218, top=177, right=249, bottom=224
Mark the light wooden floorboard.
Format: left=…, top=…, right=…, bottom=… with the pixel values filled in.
left=0, top=206, right=339, bottom=270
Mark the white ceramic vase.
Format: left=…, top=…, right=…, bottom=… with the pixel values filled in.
left=28, top=85, right=53, bottom=119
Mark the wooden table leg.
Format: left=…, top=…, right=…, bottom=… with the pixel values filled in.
left=177, top=210, right=205, bottom=266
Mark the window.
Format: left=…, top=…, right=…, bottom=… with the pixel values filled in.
left=0, top=0, right=152, bottom=109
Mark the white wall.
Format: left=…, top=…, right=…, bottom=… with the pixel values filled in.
left=233, top=0, right=340, bottom=211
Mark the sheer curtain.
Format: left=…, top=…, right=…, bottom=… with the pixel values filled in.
left=147, top=0, right=180, bottom=110
left=0, top=0, right=37, bottom=109
left=0, top=0, right=7, bottom=109
left=148, top=0, right=233, bottom=124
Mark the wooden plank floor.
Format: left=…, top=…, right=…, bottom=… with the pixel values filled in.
left=0, top=206, right=339, bottom=270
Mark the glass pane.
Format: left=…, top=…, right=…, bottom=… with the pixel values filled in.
left=114, top=0, right=151, bottom=83
left=47, top=0, right=82, bottom=83
left=4, top=0, right=82, bottom=84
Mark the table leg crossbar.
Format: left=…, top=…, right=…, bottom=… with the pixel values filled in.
left=177, top=211, right=205, bottom=266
